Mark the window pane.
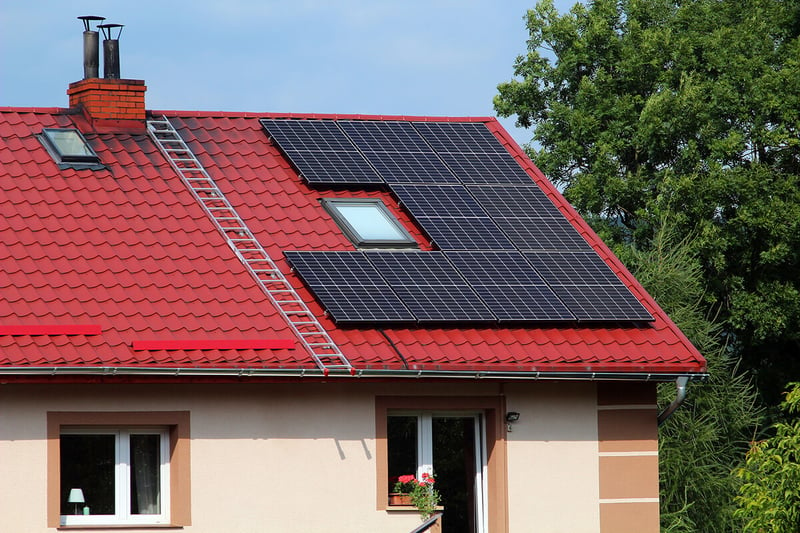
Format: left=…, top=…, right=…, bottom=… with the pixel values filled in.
left=336, top=203, right=408, bottom=241
left=387, top=416, right=417, bottom=492
left=130, top=434, right=161, bottom=515
left=60, top=434, right=115, bottom=516
left=45, top=129, right=95, bottom=157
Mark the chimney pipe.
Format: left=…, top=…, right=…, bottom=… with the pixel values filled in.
left=78, top=16, right=105, bottom=79
left=98, top=23, right=124, bottom=79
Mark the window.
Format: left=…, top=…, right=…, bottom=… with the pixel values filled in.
left=40, top=128, right=101, bottom=166
left=60, top=428, right=170, bottom=526
left=322, top=198, right=417, bottom=248
left=375, top=397, right=507, bottom=533
left=47, top=411, right=191, bottom=528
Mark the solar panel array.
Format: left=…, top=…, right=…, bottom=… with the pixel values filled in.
left=265, top=119, right=654, bottom=324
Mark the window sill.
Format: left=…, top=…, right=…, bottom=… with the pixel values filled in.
left=385, top=505, right=444, bottom=513
left=58, top=525, right=183, bottom=530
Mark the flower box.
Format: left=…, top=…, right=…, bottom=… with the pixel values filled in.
left=388, top=492, right=413, bottom=506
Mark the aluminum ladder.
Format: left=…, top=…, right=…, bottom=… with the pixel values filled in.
left=146, top=116, right=351, bottom=372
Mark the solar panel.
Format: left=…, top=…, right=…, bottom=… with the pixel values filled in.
left=467, top=185, right=560, bottom=217
left=524, top=251, right=654, bottom=322
left=445, top=251, right=575, bottom=321
left=550, top=285, right=654, bottom=322
left=418, top=217, right=516, bottom=250
left=261, top=119, right=382, bottom=185
left=390, top=184, right=515, bottom=250
left=494, top=216, right=590, bottom=251
left=365, top=251, right=496, bottom=322
left=392, top=184, right=488, bottom=217
left=284, top=251, right=414, bottom=323
left=438, top=152, right=532, bottom=184
left=361, top=151, right=457, bottom=184
left=412, top=122, right=506, bottom=153
left=339, top=121, right=431, bottom=152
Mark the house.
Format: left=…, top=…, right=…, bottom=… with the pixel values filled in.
left=0, top=21, right=706, bottom=533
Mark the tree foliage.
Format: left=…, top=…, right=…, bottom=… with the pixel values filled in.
left=735, top=383, right=800, bottom=532
left=621, top=223, right=760, bottom=532
left=494, top=0, right=800, bottom=405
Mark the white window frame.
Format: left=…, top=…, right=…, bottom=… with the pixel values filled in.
left=60, top=427, right=170, bottom=526
left=40, top=128, right=100, bottom=164
left=390, top=411, right=488, bottom=533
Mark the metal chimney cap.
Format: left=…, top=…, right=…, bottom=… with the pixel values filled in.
left=98, top=23, right=124, bottom=40
left=78, top=15, right=105, bottom=32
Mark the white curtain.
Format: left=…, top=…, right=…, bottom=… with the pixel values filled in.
left=131, top=434, right=160, bottom=515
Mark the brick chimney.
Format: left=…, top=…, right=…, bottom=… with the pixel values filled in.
left=69, top=17, right=146, bottom=133
left=68, top=78, right=147, bottom=132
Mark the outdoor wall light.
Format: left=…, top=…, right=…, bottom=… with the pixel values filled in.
left=505, top=411, right=520, bottom=432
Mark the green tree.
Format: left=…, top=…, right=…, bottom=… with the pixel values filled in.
left=494, top=0, right=800, bottom=406
left=621, top=223, right=760, bottom=532
left=735, top=382, right=800, bottom=532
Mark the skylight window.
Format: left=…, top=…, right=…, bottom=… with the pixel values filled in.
left=41, top=128, right=100, bottom=165
left=322, top=198, right=417, bottom=248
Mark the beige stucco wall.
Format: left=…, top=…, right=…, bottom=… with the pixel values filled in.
left=0, top=380, right=602, bottom=532
left=506, top=382, right=600, bottom=533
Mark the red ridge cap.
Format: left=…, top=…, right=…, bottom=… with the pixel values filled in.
left=0, top=325, right=102, bottom=335
left=132, top=339, right=295, bottom=351
left=153, top=109, right=496, bottom=122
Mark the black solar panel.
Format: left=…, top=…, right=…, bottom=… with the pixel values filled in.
left=365, top=251, right=496, bottom=322
left=419, top=216, right=516, bottom=250
left=445, top=251, right=575, bottom=321
left=468, top=185, right=560, bottom=217
left=361, top=152, right=457, bottom=184
left=339, top=121, right=431, bottom=152
left=392, top=184, right=487, bottom=217
left=438, top=152, right=532, bottom=184
left=524, top=251, right=654, bottom=321
left=550, top=285, right=654, bottom=322
left=494, top=217, right=590, bottom=251
left=261, top=119, right=382, bottom=185
left=413, top=122, right=506, bottom=153
left=284, top=251, right=414, bottom=323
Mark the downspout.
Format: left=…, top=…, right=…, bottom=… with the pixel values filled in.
left=657, top=375, right=689, bottom=426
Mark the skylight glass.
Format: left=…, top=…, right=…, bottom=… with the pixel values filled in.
left=322, top=199, right=417, bottom=248
left=41, top=128, right=100, bottom=164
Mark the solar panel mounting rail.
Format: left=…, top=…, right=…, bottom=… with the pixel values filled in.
left=146, top=116, right=352, bottom=373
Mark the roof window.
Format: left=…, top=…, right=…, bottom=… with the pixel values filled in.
left=40, top=128, right=101, bottom=167
left=322, top=198, right=417, bottom=248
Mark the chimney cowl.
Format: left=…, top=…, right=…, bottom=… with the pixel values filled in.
left=77, top=15, right=105, bottom=80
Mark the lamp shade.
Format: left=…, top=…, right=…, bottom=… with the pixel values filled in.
left=67, top=488, right=85, bottom=504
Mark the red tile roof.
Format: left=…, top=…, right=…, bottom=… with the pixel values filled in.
left=0, top=106, right=706, bottom=379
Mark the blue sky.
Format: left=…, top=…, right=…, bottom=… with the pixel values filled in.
left=1, top=1, right=574, bottom=146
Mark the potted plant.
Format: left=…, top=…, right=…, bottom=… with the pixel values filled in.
left=389, top=472, right=441, bottom=519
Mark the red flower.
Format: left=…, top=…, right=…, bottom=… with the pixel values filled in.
left=398, top=474, right=416, bottom=484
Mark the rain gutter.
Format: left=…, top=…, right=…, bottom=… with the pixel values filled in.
left=0, top=366, right=707, bottom=382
